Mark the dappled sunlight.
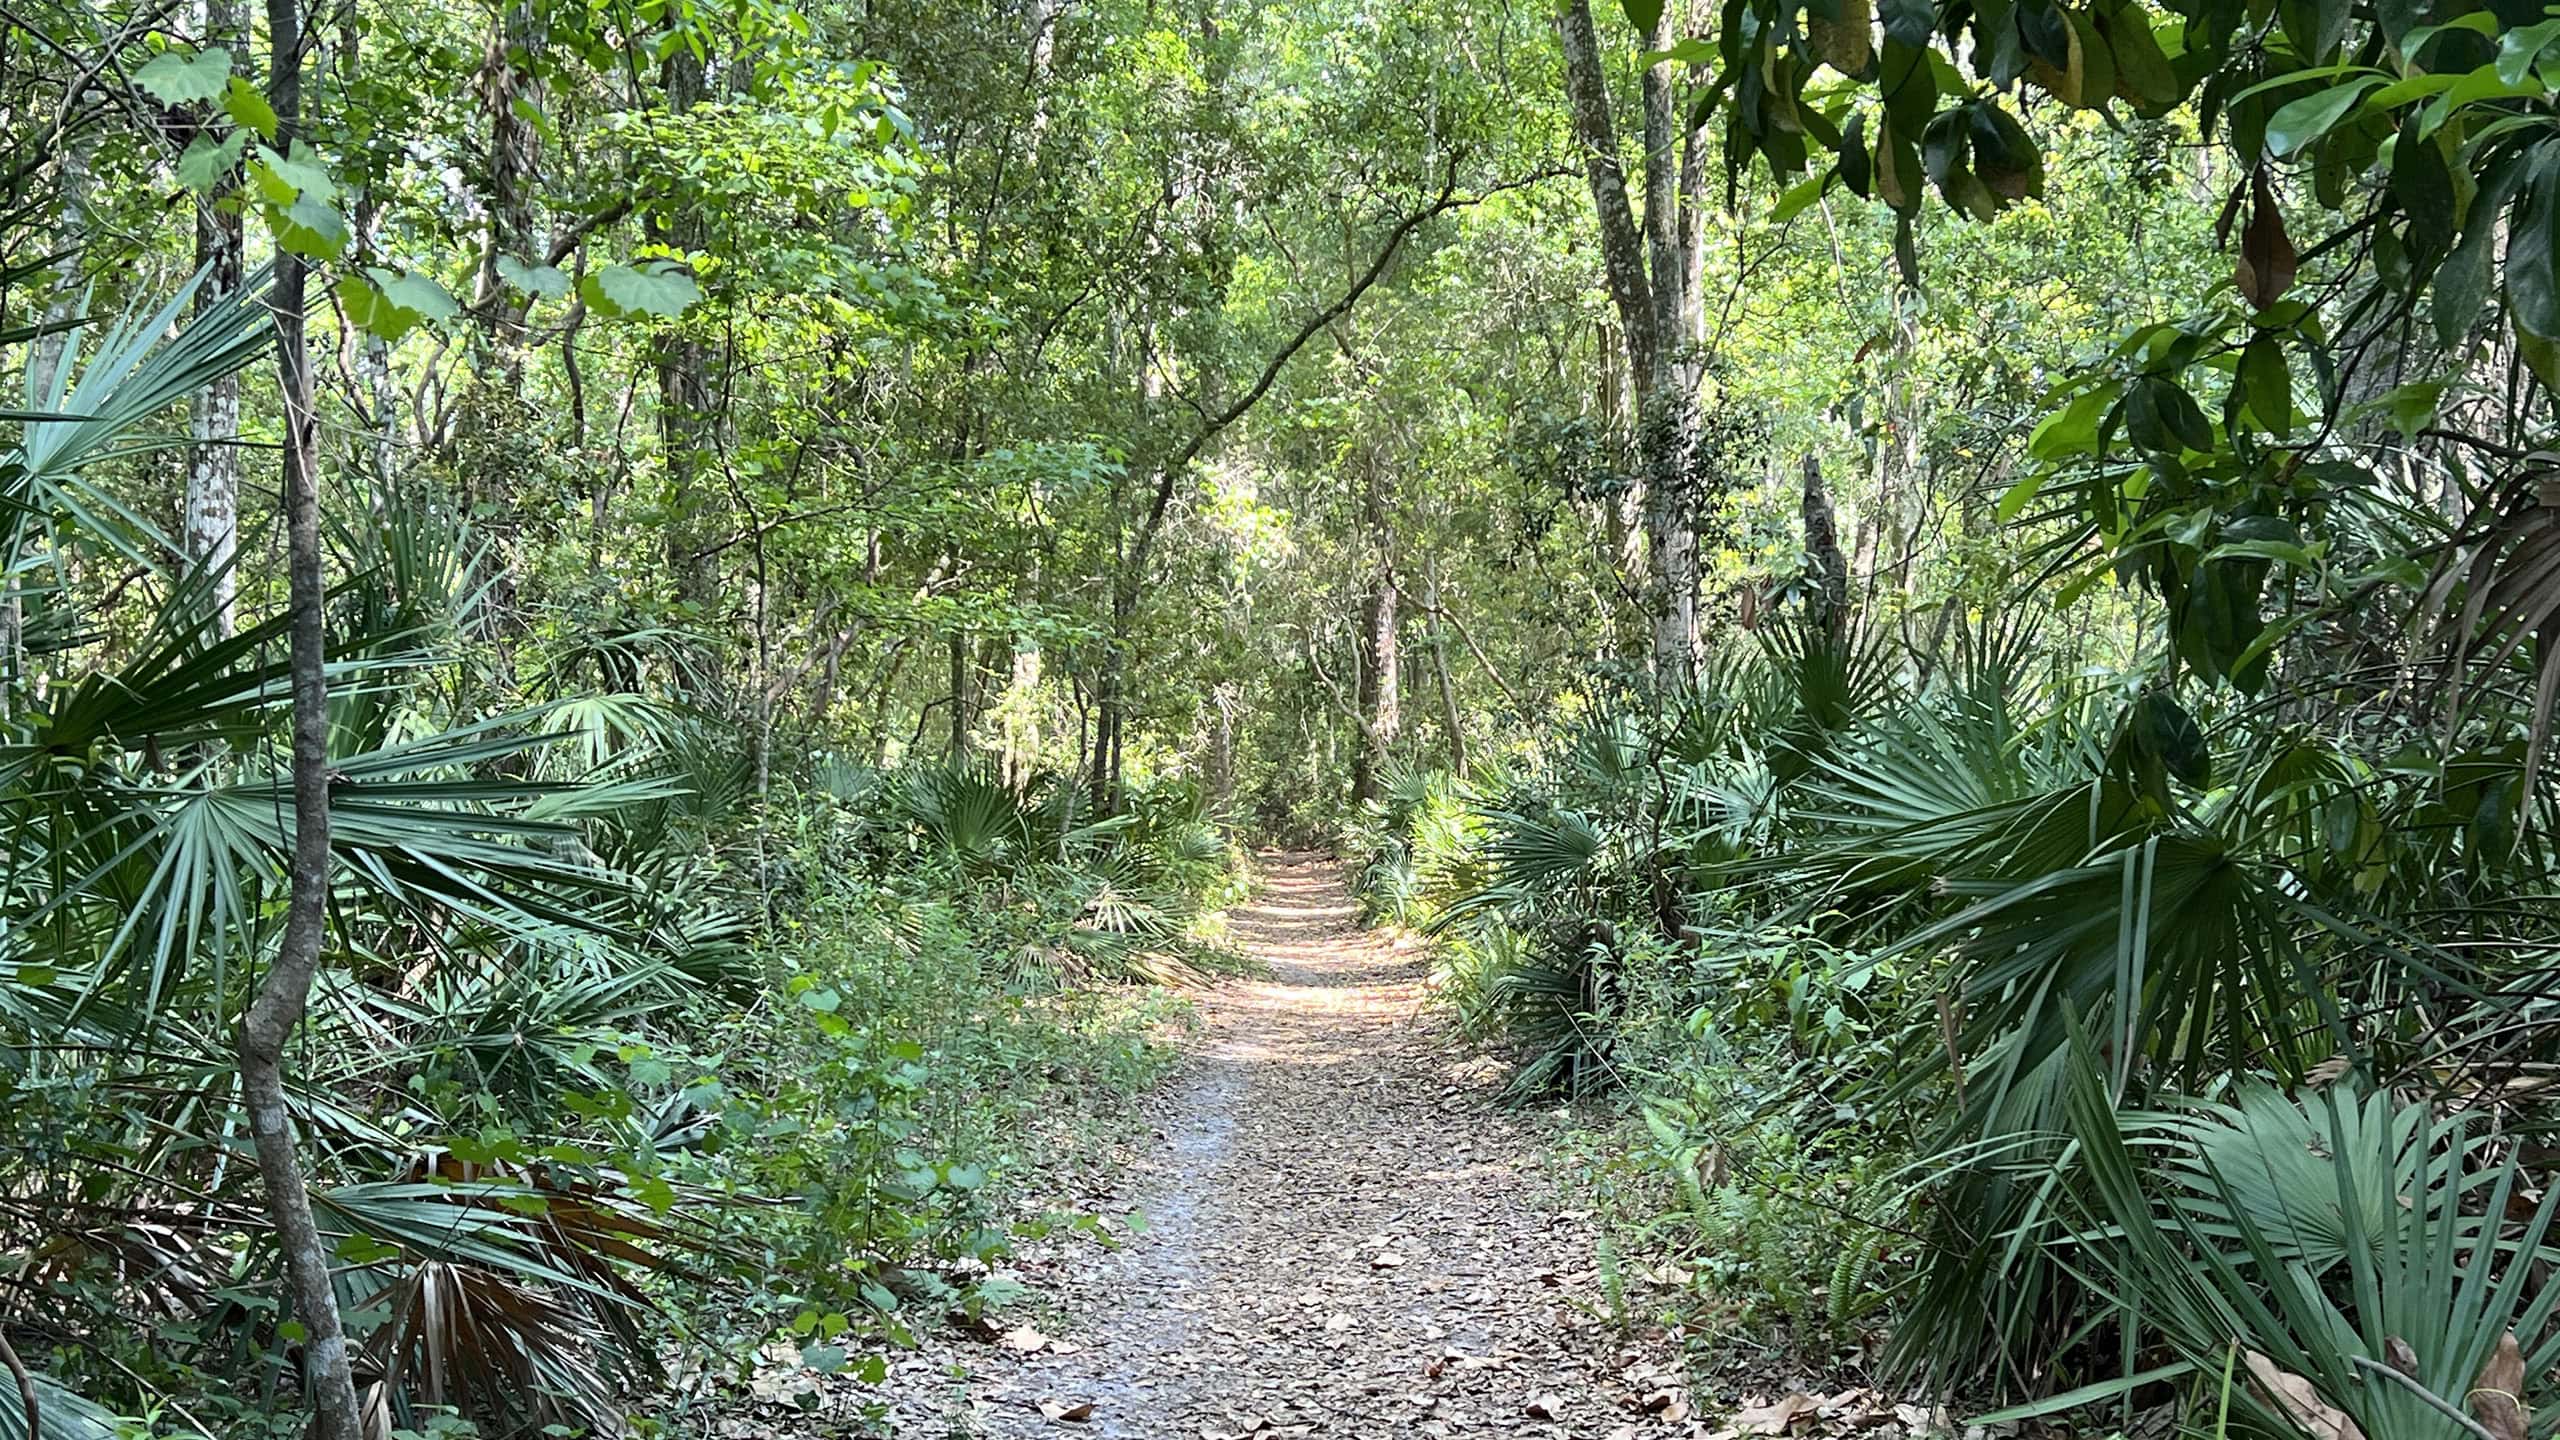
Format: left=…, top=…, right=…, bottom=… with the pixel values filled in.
left=905, top=854, right=1659, bottom=1438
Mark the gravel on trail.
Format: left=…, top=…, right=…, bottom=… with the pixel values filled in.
left=886, top=852, right=1697, bottom=1440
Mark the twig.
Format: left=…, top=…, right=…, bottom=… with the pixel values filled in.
left=0, top=1325, right=39, bottom=1440
left=2348, top=1355, right=2499, bottom=1440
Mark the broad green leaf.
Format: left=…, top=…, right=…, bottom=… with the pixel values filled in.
left=2266, top=76, right=2384, bottom=156
left=2396, top=9, right=2499, bottom=63
left=134, top=48, right=232, bottom=104
left=1620, top=0, right=1665, bottom=36
left=376, top=269, right=458, bottom=322
left=2377, top=379, right=2445, bottom=438
left=274, top=193, right=349, bottom=260
left=1771, top=170, right=1833, bottom=221
left=2029, top=386, right=2109, bottom=460
left=2437, top=151, right=2524, bottom=346
left=2240, top=334, right=2294, bottom=437
left=175, top=131, right=247, bottom=191
left=496, top=255, right=572, bottom=298
left=1995, top=470, right=2048, bottom=523
left=581, top=262, right=701, bottom=319
left=2504, top=153, right=2560, bottom=340
left=2498, top=18, right=2560, bottom=83
left=223, top=76, right=277, bottom=140
left=251, top=143, right=335, bottom=202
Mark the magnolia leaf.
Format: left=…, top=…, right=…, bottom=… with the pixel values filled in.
left=2510, top=154, right=2560, bottom=340
left=1994, top=472, right=2048, bottom=524
left=1811, top=0, right=1874, bottom=73
left=134, top=48, right=232, bottom=104
left=2134, top=692, right=2213, bottom=789
left=2266, top=76, right=2383, bottom=156
left=2242, top=1352, right=2365, bottom=1440
left=2102, top=3, right=2181, bottom=112
left=2240, top=334, right=2295, bottom=437
left=1771, top=170, right=1834, bottom=222
left=2237, top=171, right=2298, bottom=309
left=2473, top=1333, right=2527, bottom=1440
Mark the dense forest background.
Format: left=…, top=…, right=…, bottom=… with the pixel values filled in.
left=7, top=0, right=2560, bottom=1431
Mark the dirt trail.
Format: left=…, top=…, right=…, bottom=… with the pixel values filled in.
left=901, top=853, right=1690, bottom=1439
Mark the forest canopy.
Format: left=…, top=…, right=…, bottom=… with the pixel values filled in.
left=3, top=0, right=2560, bottom=1431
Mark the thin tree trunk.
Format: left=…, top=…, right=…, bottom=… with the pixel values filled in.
left=238, top=0, right=361, bottom=1434
left=653, top=47, right=715, bottom=609
left=1425, top=562, right=1466, bottom=774
left=1558, top=0, right=1702, bottom=686
left=948, top=630, right=969, bottom=761
left=188, top=0, right=245, bottom=638
left=1350, top=561, right=1400, bottom=805
left=1208, top=681, right=1235, bottom=818
left=1801, top=453, right=1849, bottom=638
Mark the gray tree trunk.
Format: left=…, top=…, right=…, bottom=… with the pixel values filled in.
left=238, top=0, right=362, bottom=1433
left=1558, top=0, right=1703, bottom=685
left=1350, top=561, right=1400, bottom=805
left=188, top=0, right=245, bottom=638
left=654, top=48, right=716, bottom=609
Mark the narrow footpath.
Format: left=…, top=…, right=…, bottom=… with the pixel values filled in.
left=896, top=853, right=1694, bottom=1439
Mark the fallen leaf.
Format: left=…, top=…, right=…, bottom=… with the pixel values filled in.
left=1000, top=1324, right=1052, bottom=1353
left=1730, top=1392, right=1821, bottom=1435
left=2244, top=1351, right=2365, bottom=1440
left=1039, top=1398, right=1097, bottom=1424
left=1526, top=1393, right=1562, bottom=1420
left=2473, top=1332, right=2528, bottom=1440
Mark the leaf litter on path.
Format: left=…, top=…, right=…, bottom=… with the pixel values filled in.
left=867, top=855, right=1971, bottom=1439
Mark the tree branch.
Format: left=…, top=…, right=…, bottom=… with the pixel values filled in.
left=1121, top=162, right=1569, bottom=595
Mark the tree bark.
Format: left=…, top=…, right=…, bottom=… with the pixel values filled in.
left=1350, top=560, right=1400, bottom=805
left=948, top=631, right=970, bottom=761
left=186, top=0, right=246, bottom=638
left=1558, top=0, right=1703, bottom=684
left=653, top=47, right=716, bottom=610
left=1424, top=563, right=1465, bottom=775
left=1208, top=681, right=1236, bottom=818
left=238, top=0, right=362, bottom=1435
left=1801, top=453, right=1849, bottom=638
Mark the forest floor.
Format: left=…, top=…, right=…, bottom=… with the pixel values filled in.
left=877, top=852, right=1700, bottom=1439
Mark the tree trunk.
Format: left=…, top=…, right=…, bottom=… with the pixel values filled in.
left=1350, top=562, right=1400, bottom=805
left=239, top=1, right=361, bottom=1434
left=1425, top=565, right=1466, bottom=775
left=1558, top=0, right=1703, bottom=686
left=1801, top=453, right=1849, bottom=638
left=996, top=640, right=1042, bottom=786
left=653, top=48, right=716, bottom=610
left=947, top=631, right=970, bottom=761
left=187, top=0, right=246, bottom=637
left=1208, top=681, right=1236, bottom=818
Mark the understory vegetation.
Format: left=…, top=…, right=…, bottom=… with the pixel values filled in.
left=14, top=0, right=2560, bottom=1425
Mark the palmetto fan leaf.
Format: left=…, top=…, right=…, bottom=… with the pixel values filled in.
left=900, top=761, right=1031, bottom=864
left=10, top=263, right=273, bottom=565
left=2057, top=1058, right=2560, bottom=1440
left=14, top=703, right=640, bottom=1021
left=2415, top=465, right=2560, bottom=795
